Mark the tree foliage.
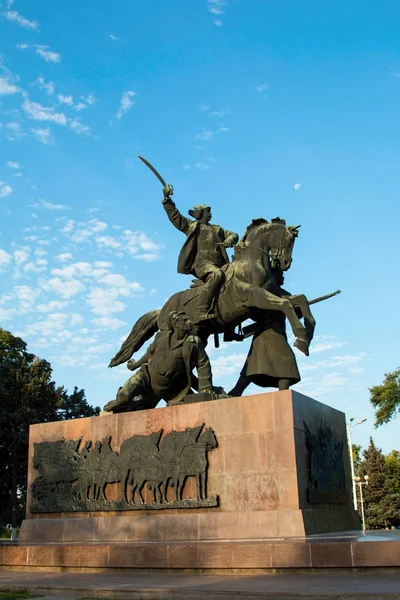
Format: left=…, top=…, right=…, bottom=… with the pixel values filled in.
left=0, top=328, right=99, bottom=527
left=358, top=438, right=400, bottom=529
left=369, top=368, right=400, bottom=427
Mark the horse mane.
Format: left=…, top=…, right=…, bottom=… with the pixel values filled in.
left=240, top=218, right=269, bottom=243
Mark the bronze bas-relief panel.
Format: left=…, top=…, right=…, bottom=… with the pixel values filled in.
left=30, top=423, right=218, bottom=513
left=304, top=420, right=349, bottom=504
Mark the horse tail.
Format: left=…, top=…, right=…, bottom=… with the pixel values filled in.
left=108, top=310, right=160, bottom=367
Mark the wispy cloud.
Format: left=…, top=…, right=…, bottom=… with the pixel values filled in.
left=0, top=76, right=19, bottom=95
left=3, top=10, right=39, bottom=30
left=195, top=130, right=213, bottom=141
left=69, top=118, right=91, bottom=137
left=6, top=161, right=19, bottom=169
left=36, top=76, right=55, bottom=95
left=114, top=90, right=136, bottom=120
left=0, top=249, right=12, bottom=269
left=255, top=83, right=269, bottom=93
left=22, top=96, right=67, bottom=125
left=109, top=34, right=117, bottom=41
left=294, top=183, right=301, bottom=190
left=57, top=94, right=73, bottom=106
left=4, top=121, right=25, bottom=141
left=0, top=182, right=13, bottom=198
left=17, top=44, right=61, bottom=63
left=31, top=127, right=54, bottom=144
left=207, top=0, right=226, bottom=26
left=30, top=199, right=71, bottom=211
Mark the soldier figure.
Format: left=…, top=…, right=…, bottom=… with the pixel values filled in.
left=104, top=311, right=213, bottom=413
left=162, top=186, right=239, bottom=323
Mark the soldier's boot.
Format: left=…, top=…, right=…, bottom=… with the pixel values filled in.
left=194, top=270, right=223, bottom=324
left=228, top=374, right=251, bottom=397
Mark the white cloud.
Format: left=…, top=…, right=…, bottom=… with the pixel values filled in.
left=311, top=341, right=347, bottom=354
left=5, top=121, right=25, bottom=141
left=41, top=277, right=85, bottom=298
left=217, top=125, right=229, bottom=133
left=255, top=83, right=269, bottom=92
left=36, top=46, right=61, bottom=63
left=22, top=97, right=67, bottom=125
left=69, top=118, right=91, bottom=136
left=294, top=183, right=301, bottom=190
left=71, top=103, right=84, bottom=112
left=0, top=76, right=19, bottom=95
left=33, top=199, right=71, bottom=210
left=96, top=236, right=121, bottom=249
left=86, top=288, right=126, bottom=315
left=68, top=219, right=108, bottom=243
left=57, top=94, right=73, bottom=105
left=109, top=34, right=117, bottom=41
left=211, top=108, right=231, bottom=117
left=51, top=261, right=107, bottom=280
left=195, top=130, right=213, bottom=141
left=0, top=182, right=13, bottom=198
left=212, top=353, right=249, bottom=379
left=92, top=316, right=126, bottom=330
left=17, top=44, right=61, bottom=63
left=31, top=127, right=53, bottom=144
left=195, top=162, right=210, bottom=170
left=214, top=19, right=223, bottom=26
left=6, top=161, right=19, bottom=169
left=36, top=77, right=55, bottom=96
left=55, top=252, right=73, bottom=262
left=0, top=249, right=12, bottom=268
left=81, top=94, right=97, bottom=106
left=3, top=10, right=39, bottom=30
left=122, top=230, right=162, bottom=260
left=114, top=90, right=136, bottom=120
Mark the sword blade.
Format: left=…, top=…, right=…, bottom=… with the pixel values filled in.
left=138, top=155, right=167, bottom=188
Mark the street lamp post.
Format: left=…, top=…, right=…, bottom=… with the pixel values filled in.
left=354, top=475, right=369, bottom=531
left=347, top=417, right=367, bottom=510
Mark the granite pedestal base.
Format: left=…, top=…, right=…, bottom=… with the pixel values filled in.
left=12, top=390, right=367, bottom=571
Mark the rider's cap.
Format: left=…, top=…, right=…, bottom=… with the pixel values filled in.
left=188, top=204, right=210, bottom=220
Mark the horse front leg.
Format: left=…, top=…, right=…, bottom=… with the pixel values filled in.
left=286, top=294, right=316, bottom=343
left=246, top=287, right=310, bottom=355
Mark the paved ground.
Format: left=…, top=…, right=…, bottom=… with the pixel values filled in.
left=1, top=569, right=400, bottom=599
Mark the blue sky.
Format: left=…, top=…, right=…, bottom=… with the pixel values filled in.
left=1, top=0, right=399, bottom=453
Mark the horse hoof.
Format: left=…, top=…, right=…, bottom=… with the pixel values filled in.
left=294, top=338, right=309, bottom=356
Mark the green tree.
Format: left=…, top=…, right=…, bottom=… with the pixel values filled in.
left=0, top=328, right=98, bottom=531
left=369, top=368, right=400, bottom=427
left=58, top=386, right=100, bottom=420
left=352, top=443, right=362, bottom=475
left=382, top=450, right=400, bottom=527
left=359, top=437, right=400, bottom=528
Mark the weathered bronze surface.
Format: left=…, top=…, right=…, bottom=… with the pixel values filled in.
left=105, top=158, right=341, bottom=412
left=30, top=424, right=218, bottom=513
left=304, top=420, right=348, bottom=504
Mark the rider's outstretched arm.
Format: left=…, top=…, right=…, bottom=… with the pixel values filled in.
left=162, top=195, right=191, bottom=235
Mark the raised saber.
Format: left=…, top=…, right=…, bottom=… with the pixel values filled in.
left=138, top=155, right=172, bottom=192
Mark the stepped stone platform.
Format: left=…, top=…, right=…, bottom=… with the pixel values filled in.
left=4, top=390, right=396, bottom=573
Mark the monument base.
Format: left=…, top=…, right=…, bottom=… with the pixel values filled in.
left=5, top=390, right=382, bottom=571
left=2, top=533, right=400, bottom=572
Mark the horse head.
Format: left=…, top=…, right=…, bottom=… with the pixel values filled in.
left=238, top=217, right=300, bottom=272
left=199, top=427, right=218, bottom=450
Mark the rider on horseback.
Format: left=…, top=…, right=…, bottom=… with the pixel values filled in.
left=162, top=186, right=239, bottom=324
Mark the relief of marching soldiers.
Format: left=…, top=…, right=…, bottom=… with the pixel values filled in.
left=31, top=424, right=218, bottom=512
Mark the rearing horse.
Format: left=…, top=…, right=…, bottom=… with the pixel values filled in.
left=109, top=218, right=316, bottom=368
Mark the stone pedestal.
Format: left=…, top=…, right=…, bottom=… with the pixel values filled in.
left=19, top=390, right=360, bottom=546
